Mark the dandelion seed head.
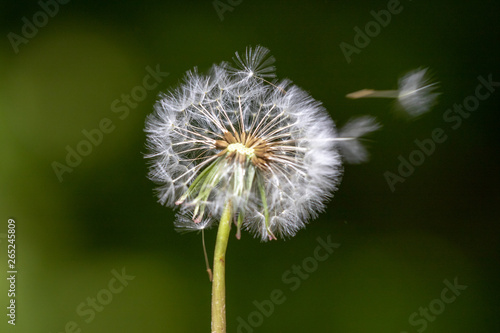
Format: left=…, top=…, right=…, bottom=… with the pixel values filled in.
left=145, top=46, right=378, bottom=240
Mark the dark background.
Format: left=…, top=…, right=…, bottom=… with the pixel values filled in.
left=1, top=0, right=499, bottom=332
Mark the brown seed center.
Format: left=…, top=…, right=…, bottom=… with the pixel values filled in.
left=215, top=131, right=272, bottom=169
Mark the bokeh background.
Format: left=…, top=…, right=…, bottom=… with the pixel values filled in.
left=1, top=0, right=499, bottom=332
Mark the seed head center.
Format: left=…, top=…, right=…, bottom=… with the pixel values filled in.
left=227, top=142, right=255, bottom=157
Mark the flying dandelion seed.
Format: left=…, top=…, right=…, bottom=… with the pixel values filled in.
left=145, top=46, right=379, bottom=241
left=346, top=67, right=439, bottom=116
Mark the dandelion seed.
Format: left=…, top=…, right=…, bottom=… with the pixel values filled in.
left=336, top=116, right=381, bottom=164
left=346, top=67, right=439, bottom=116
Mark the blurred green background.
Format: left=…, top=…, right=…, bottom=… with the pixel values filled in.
left=1, top=0, right=499, bottom=332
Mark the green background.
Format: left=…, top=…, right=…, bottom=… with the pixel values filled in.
left=1, top=0, right=499, bottom=332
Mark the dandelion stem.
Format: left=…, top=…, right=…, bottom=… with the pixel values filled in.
left=211, top=201, right=233, bottom=333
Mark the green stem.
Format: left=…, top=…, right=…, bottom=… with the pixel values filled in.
left=211, top=201, right=233, bottom=333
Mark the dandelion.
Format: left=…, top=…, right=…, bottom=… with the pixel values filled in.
left=346, top=67, right=439, bottom=116
left=144, top=46, right=379, bottom=332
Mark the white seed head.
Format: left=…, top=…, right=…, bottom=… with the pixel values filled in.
left=145, top=46, right=378, bottom=241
